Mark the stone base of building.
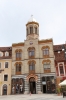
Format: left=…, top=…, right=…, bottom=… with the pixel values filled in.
left=37, top=91, right=42, bottom=94
left=24, top=91, right=29, bottom=94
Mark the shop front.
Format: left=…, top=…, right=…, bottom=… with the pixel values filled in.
left=42, top=76, right=56, bottom=93
left=11, top=78, right=24, bottom=94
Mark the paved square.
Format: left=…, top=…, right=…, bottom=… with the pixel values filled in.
left=0, top=94, right=66, bottom=100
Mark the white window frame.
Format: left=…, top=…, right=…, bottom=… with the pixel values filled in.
left=4, top=74, right=8, bottom=81
left=4, top=62, right=9, bottom=68
left=5, top=51, right=9, bottom=57
left=0, top=51, right=3, bottom=57
left=58, top=62, right=65, bottom=76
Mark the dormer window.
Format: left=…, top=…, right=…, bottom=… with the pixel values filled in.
left=0, top=51, right=3, bottom=57
left=5, top=52, right=9, bottom=56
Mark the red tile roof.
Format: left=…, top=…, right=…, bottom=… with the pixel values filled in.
left=53, top=44, right=66, bottom=62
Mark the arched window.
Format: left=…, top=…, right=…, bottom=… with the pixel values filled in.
left=28, top=60, right=36, bottom=74
left=29, top=62, right=35, bottom=71
left=29, top=49, right=35, bottom=56
left=5, top=52, right=9, bottom=56
left=15, top=62, right=22, bottom=75
left=41, top=46, right=50, bottom=58
left=30, top=27, right=33, bottom=34
left=0, top=51, right=3, bottom=57
left=43, top=48, right=49, bottom=55
left=28, top=47, right=35, bottom=58
left=3, top=84, right=7, bottom=95
left=15, top=49, right=22, bottom=60
left=16, top=52, right=21, bottom=58
left=42, top=60, right=51, bottom=73
left=59, top=64, right=64, bottom=75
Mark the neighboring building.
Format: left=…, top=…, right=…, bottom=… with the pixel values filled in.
left=54, top=44, right=66, bottom=88
left=11, top=16, right=56, bottom=94
left=0, top=47, right=12, bottom=95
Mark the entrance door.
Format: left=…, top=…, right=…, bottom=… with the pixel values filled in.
left=29, top=77, right=36, bottom=94
left=43, top=85, right=46, bottom=93
left=3, top=84, right=7, bottom=95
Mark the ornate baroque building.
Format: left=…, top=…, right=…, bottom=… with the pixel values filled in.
left=11, top=16, right=56, bottom=94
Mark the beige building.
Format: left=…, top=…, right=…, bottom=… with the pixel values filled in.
left=0, top=47, right=12, bottom=95
left=11, top=16, right=56, bottom=94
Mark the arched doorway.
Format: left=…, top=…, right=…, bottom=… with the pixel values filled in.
left=29, top=77, right=36, bottom=94
left=3, top=84, right=7, bottom=95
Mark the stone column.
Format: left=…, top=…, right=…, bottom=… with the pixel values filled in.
left=24, top=76, right=29, bottom=94
left=37, top=74, right=42, bottom=94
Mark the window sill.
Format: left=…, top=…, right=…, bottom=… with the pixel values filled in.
left=44, top=69, right=51, bottom=73
left=29, top=56, right=35, bottom=59
left=43, top=55, right=49, bottom=58
left=16, top=58, right=21, bottom=61
left=16, top=72, right=21, bottom=75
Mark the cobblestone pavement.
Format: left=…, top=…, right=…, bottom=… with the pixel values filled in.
left=0, top=94, right=66, bottom=100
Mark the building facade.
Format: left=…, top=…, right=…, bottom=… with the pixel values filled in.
left=54, top=44, right=66, bottom=88
left=11, top=16, right=56, bottom=94
left=0, top=47, right=12, bottom=95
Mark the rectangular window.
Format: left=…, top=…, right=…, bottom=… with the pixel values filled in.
left=44, top=64, right=50, bottom=70
left=59, top=66, right=64, bottom=74
left=35, top=27, right=37, bottom=34
left=5, top=62, right=8, bottom=68
left=4, top=75, right=8, bottom=81
left=0, top=63, right=1, bottom=68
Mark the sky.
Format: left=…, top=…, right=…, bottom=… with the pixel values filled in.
left=0, top=0, right=66, bottom=46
